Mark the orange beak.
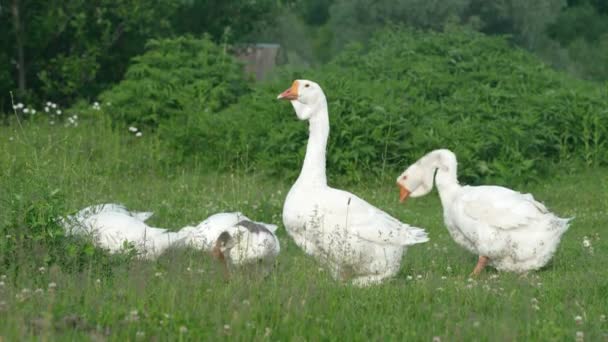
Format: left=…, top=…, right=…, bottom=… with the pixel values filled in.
left=399, top=184, right=410, bottom=203
left=277, top=80, right=299, bottom=100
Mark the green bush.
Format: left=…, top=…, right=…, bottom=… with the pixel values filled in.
left=98, top=35, right=250, bottom=127
left=93, top=35, right=251, bottom=162
left=196, top=27, right=608, bottom=185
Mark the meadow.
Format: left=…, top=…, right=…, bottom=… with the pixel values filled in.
left=0, top=113, right=606, bottom=341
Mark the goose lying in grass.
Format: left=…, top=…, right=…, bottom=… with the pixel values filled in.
left=181, top=212, right=280, bottom=275
left=277, top=80, right=429, bottom=286
left=61, top=203, right=189, bottom=259
left=62, top=206, right=280, bottom=273
left=396, top=149, right=571, bottom=275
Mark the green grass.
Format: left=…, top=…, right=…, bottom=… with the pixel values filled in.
left=0, top=119, right=607, bottom=340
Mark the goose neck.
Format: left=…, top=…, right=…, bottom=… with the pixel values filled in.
left=297, top=102, right=329, bottom=186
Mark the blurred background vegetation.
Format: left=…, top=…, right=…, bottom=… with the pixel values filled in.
left=1, top=0, right=607, bottom=184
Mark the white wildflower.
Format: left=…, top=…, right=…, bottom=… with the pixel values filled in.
left=31, top=109, right=36, bottom=114
left=23, top=108, right=29, bottom=113
left=0, top=281, right=4, bottom=288
left=441, top=276, right=447, bottom=280
left=583, top=236, right=591, bottom=248
left=48, top=282, right=57, bottom=290
left=406, top=275, right=413, bottom=281
left=17, top=102, right=23, bottom=109
left=575, top=315, right=583, bottom=325
left=45, top=107, right=49, bottom=112
left=135, top=132, right=143, bottom=137
left=35, top=288, right=44, bottom=295
left=179, top=326, right=188, bottom=334
left=51, top=103, right=57, bottom=108
left=600, top=314, right=606, bottom=322
left=576, top=331, right=584, bottom=342
left=38, top=267, right=45, bottom=273
left=433, top=337, right=441, bottom=342
left=56, top=110, right=62, bottom=115
left=128, top=126, right=138, bottom=132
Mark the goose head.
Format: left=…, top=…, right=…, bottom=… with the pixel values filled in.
left=396, top=161, right=435, bottom=203
left=277, top=79, right=326, bottom=120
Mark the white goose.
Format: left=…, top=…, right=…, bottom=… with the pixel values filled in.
left=181, top=212, right=280, bottom=272
left=277, top=80, right=429, bottom=286
left=61, top=203, right=188, bottom=259
left=396, top=149, right=571, bottom=274
left=62, top=206, right=281, bottom=272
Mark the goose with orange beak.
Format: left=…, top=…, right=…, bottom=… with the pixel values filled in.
left=278, top=79, right=429, bottom=286
left=397, top=149, right=571, bottom=275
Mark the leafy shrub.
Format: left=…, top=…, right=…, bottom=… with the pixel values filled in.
left=98, top=35, right=250, bottom=127
left=93, top=35, right=251, bottom=162
left=193, top=27, right=608, bottom=185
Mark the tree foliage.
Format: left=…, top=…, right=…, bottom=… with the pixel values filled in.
left=0, top=0, right=288, bottom=112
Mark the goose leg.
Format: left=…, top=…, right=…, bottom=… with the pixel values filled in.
left=471, top=256, right=489, bottom=276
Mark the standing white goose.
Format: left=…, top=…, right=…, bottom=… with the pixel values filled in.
left=396, top=149, right=571, bottom=275
left=277, top=80, right=429, bottom=286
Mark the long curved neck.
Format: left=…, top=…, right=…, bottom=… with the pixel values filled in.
left=296, top=99, right=329, bottom=186
left=431, top=151, right=460, bottom=205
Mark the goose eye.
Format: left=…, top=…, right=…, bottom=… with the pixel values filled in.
left=305, top=84, right=310, bottom=88
left=401, top=176, right=407, bottom=180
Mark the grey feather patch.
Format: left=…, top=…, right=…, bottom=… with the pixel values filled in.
left=237, top=220, right=271, bottom=234
left=217, top=231, right=233, bottom=247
